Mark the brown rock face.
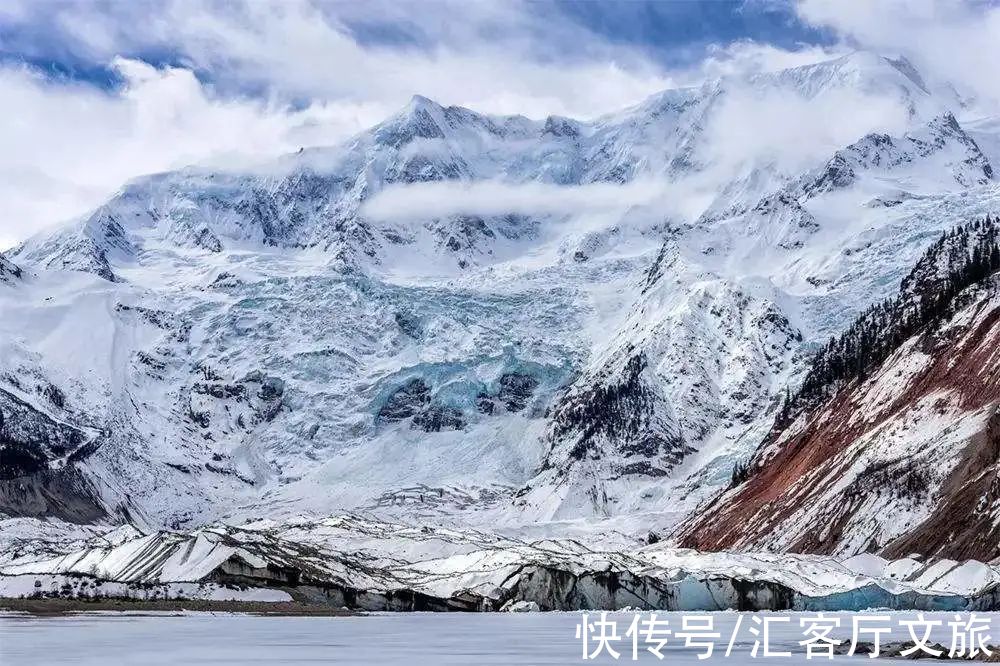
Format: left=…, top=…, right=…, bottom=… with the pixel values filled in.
left=679, top=287, right=1000, bottom=560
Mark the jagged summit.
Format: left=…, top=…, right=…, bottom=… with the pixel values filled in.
left=404, top=93, right=439, bottom=111
left=744, top=51, right=930, bottom=101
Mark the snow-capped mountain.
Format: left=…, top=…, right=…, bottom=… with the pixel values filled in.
left=2, top=51, right=1000, bottom=560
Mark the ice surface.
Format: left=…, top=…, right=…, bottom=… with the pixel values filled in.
left=3, top=611, right=998, bottom=665
left=2, top=515, right=997, bottom=612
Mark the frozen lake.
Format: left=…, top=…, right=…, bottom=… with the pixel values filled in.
left=2, top=610, right=996, bottom=664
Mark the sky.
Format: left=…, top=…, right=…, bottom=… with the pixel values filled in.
left=0, top=0, right=998, bottom=247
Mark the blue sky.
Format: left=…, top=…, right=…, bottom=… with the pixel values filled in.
left=544, top=1, right=834, bottom=61
left=0, top=0, right=997, bottom=247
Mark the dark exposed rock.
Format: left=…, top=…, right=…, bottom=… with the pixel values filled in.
left=475, top=392, right=496, bottom=415
left=209, top=272, right=243, bottom=289
left=642, top=242, right=671, bottom=294
left=192, top=382, right=247, bottom=400
left=41, top=383, right=66, bottom=410
left=543, top=116, right=581, bottom=138
left=549, top=354, right=694, bottom=469
left=394, top=312, right=423, bottom=338
left=473, top=373, right=539, bottom=417
left=377, top=379, right=432, bottom=423
left=413, top=405, right=466, bottom=432
left=0, top=389, right=87, bottom=479
left=193, top=227, right=223, bottom=252
left=0, top=253, right=22, bottom=283
left=0, top=463, right=108, bottom=522
left=260, top=376, right=285, bottom=401
left=805, top=149, right=860, bottom=196
left=115, top=303, right=175, bottom=329
left=376, top=379, right=465, bottom=431
left=135, top=352, right=166, bottom=372
left=0, top=388, right=106, bottom=521
left=497, top=373, right=539, bottom=412
left=187, top=403, right=211, bottom=428
left=618, top=461, right=669, bottom=477
left=436, top=215, right=495, bottom=254
left=386, top=155, right=466, bottom=184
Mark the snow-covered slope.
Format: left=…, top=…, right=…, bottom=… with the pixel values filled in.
left=2, top=52, right=999, bottom=556
left=680, top=221, right=1000, bottom=559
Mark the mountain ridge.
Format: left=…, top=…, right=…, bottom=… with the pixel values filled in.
left=2, top=51, right=1000, bottom=556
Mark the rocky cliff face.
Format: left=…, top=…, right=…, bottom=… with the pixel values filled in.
left=0, top=254, right=21, bottom=284
left=0, top=387, right=108, bottom=523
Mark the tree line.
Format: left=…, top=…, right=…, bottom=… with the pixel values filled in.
left=776, top=215, right=1000, bottom=429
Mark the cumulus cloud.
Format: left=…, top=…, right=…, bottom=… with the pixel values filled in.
left=0, top=59, right=373, bottom=248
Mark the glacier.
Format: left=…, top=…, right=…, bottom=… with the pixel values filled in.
left=2, top=515, right=999, bottom=612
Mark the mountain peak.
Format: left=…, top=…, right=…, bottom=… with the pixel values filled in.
left=404, top=94, right=442, bottom=113
left=831, top=51, right=932, bottom=97
left=884, top=54, right=930, bottom=94
left=375, top=94, right=449, bottom=147
left=754, top=51, right=930, bottom=95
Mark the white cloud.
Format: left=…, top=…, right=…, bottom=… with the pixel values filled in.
left=701, top=82, right=912, bottom=176
left=0, top=59, right=377, bottom=248
left=699, top=40, right=845, bottom=79
left=40, top=0, right=673, bottom=120
left=796, top=0, right=1000, bottom=112
left=362, top=180, right=672, bottom=223
left=0, top=0, right=675, bottom=247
